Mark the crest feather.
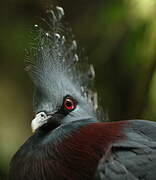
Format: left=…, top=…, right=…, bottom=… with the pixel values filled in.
left=26, top=6, right=98, bottom=114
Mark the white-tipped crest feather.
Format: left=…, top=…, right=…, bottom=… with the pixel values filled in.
left=26, top=6, right=99, bottom=120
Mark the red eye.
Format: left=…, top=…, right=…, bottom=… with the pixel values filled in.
left=64, top=97, right=75, bottom=110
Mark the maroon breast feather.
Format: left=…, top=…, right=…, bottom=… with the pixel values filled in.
left=54, top=121, right=127, bottom=180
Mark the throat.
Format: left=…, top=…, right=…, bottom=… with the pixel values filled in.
left=39, top=120, right=61, bottom=133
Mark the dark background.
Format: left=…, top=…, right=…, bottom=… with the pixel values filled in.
left=1, top=0, right=156, bottom=179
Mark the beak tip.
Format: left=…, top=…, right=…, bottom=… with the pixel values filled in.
left=31, top=128, right=35, bottom=133
left=31, top=125, right=36, bottom=133
left=31, top=120, right=38, bottom=133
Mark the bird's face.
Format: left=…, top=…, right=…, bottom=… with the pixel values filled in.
left=31, top=81, right=95, bottom=133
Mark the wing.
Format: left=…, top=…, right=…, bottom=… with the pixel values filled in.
left=95, top=120, right=156, bottom=180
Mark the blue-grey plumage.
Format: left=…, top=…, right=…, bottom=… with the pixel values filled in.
left=96, top=120, right=156, bottom=180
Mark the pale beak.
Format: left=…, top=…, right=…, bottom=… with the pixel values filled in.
left=31, top=112, right=52, bottom=133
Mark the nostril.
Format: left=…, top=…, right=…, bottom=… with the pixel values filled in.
left=40, top=114, right=45, bottom=118
left=36, top=112, right=47, bottom=119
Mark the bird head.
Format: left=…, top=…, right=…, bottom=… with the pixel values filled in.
left=27, top=7, right=98, bottom=133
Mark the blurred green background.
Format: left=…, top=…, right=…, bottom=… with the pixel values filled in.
left=1, top=0, right=156, bottom=179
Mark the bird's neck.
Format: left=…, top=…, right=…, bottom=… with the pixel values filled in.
left=41, top=120, right=126, bottom=180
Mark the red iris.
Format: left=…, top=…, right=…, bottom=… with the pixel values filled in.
left=64, top=97, right=75, bottom=110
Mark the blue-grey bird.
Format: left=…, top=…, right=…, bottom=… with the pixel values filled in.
left=9, top=6, right=156, bottom=180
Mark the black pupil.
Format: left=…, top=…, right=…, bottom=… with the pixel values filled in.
left=66, top=100, right=72, bottom=107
